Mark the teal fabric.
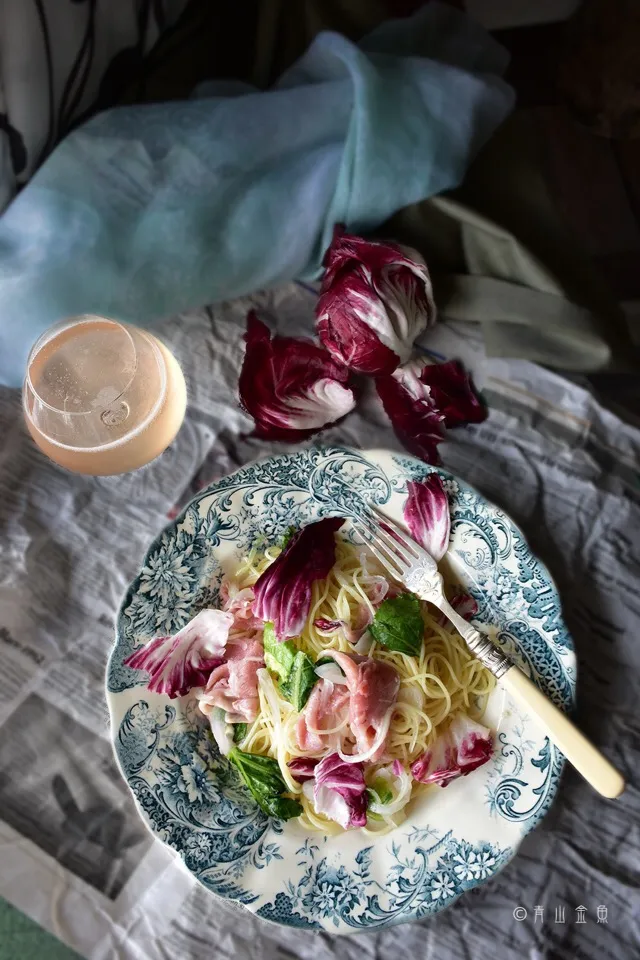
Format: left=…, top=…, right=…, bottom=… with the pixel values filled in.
left=0, top=1, right=513, bottom=386
left=0, top=898, right=79, bottom=960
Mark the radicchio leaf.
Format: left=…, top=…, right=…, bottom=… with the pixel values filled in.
left=411, top=715, right=493, bottom=787
left=253, top=517, right=344, bottom=640
left=376, top=359, right=445, bottom=463
left=410, top=737, right=460, bottom=787
left=419, top=360, right=486, bottom=428
left=451, top=593, right=478, bottom=619
left=123, top=609, right=232, bottom=698
left=376, top=357, right=485, bottom=464
left=239, top=311, right=355, bottom=441
left=449, top=714, right=494, bottom=773
left=304, top=752, right=368, bottom=829
left=403, top=475, right=451, bottom=562
left=316, top=227, right=435, bottom=375
left=313, top=617, right=344, bottom=633
left=287, top=757, right=320, bottom=783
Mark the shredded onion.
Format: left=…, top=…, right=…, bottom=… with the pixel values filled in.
left=352, top=630, right=373, bottom=655
left=337, top=707, right=393, bottom=765
left=208, top=707, right=234, bottom=756
left=314, top=663, right=348, bottom=685
left=368, top=763, right=413, bottom=815
left=257, top=668, right=299, bottom=792
left=398, top=682, right=424, bottom=709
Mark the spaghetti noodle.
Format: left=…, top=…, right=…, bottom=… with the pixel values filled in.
left=230, top=536, right=494, bottom=835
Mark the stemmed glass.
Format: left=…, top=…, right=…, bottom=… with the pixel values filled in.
left=23, top=315, right=187, bottom=475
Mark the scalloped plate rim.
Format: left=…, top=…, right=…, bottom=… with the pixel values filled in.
left=105, top=445, right=576, bottom=932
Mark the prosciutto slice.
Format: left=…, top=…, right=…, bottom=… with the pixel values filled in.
left=327, top=651, right=400, bottom=762
left=296, top=678, right=350, bottom=753
left=198, top=635, right=265, bottom=723
left=219, top=580, right=264, bottom=631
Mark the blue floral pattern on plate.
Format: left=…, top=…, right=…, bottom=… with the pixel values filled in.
left=106, top=446, right=576, bottom=932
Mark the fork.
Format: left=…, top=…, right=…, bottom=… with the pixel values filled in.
left=349, top=506, right=625, bottom=800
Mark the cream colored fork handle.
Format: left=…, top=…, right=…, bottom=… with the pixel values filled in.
left=426, top=593, right=625, bottom=799
left=502, top=666, right=625, bottom=799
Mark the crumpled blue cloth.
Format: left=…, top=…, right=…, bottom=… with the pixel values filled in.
left=0, top=3, right=513, bottom=386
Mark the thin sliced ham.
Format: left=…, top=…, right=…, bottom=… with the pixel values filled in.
left=296, top=679, right=350, bottom=753
left=220, top=580, right=264, bottom=630
left=349, top=603, right=374, bottom=642
left=328, top=651, right=400, bottom=763
left=198, top=635, right=264, bottom=723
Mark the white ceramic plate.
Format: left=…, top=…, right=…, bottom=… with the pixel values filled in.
left=106, top=446, right=575, bottom=932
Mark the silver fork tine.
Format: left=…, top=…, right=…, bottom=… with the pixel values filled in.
left=349, top=517, right=406, bottom=581
left=352, top=505, right=420, bottom=563
left=367, top=503, right=422, bottom=559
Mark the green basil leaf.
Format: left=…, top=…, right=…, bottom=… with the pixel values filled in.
left=229, top=748, right=302, bottom=820
left=280, top=526, right=298, bottom=549
left=263, top=623, right=317, bottom=710
left=369, top=593, right=424, bottom=656
left=232, top=722, right=248, bottom=744
left=229, top=747, right=286, bottom=799
left=259, top=795, right=303, bottom=820
left=263, top=621, right=296, bottom=680
left=280, top=650, right=317, bottom=711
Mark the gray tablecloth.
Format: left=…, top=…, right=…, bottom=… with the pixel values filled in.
left=0, top=284, right=638, bottom=960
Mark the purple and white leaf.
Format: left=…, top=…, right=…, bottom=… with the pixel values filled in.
left=303, top=752, right=368, bottom=829
left=287, top=757, right=320, bottom=783
left=448, top=714, right=494, bottom=773
left=376, top=356, right=485, bottom=464
left=316, top=228, right=435, bottom=375
left=403, top=474, right=451, bottom=561
left=252, top=517, right=344, bottom=640
left=410, top=715, right=493, bottom=787
left=376, top=358, right=446, bottom=463
left=239, top=311, right=355, bottom=441
left=123, top=609, right=233, bottom=698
